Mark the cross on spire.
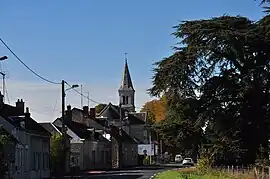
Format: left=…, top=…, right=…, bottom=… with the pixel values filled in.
left=124, top=52, right=128, bottom=63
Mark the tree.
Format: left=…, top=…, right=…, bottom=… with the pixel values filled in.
left=0, top=128, right=11, bottom=178
left=141, top=96, right=167, bottom=123
left=95, top=104, right=107, bottom=114
left=50, top=133, right=64, bottom=175
left=149, top=14, right=270, bottom=165
left=154, top=97, right=203, bottom=158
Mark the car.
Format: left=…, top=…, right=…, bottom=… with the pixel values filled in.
left=174, top=154, right=183, bottom=163
left=182, top=158, right=194, bottom=166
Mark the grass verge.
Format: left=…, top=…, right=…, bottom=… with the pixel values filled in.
left=154, top=168, right=252, bottom=179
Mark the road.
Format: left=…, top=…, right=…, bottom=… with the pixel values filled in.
left=64, top=165, right=182, bottom=179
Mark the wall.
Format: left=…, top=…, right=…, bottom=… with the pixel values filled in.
left=27, top=134, right=50, bottom=179
left=71, top=140, right=111, bottom=170
left=129, top=124, right=148, bottom=143
left=122, top=143, right=138, bottom=167
left=81, top=140, right=111, bottom=170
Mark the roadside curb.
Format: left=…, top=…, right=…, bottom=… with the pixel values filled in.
left=150, top=167, right=189, bottom=179
left=149, top=172, right=159, bottom=179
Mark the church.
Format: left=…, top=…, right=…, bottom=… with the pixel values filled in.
left=97, top=58, right=150, bottom=144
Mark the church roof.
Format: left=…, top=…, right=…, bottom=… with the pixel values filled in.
left=119, top=60, right=134, bottom=91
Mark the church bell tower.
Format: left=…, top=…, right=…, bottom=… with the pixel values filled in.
left=118, top=54, right=135, bottom=112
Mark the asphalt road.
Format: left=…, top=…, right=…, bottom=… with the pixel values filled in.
left=85, top=169, right=164, bottom=179
left=64, top=166, right=180, bottom=179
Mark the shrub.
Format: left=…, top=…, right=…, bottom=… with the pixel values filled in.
left=197, top=157, right=213, bottom=174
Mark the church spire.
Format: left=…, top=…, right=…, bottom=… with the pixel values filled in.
left=119, top=53, right=134, bottom=91
left=118, top=53, right=135, bottom=112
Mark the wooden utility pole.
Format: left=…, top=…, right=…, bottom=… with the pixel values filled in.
left=118, top=103, right=123, bottom=168
left=61, top=80, right=66, bottom=173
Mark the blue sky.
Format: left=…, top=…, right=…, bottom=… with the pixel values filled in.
left=0, top=0, right=265, bottom=121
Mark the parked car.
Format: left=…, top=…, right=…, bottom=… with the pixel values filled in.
left=174, top=154, right=183, bottom=163
left=182, top=158, right=194, bottom=166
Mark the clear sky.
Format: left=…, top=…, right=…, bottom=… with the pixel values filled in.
left=0, top=0, right=265, bottom=121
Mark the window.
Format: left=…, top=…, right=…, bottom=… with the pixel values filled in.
left=37, top=152, right=40, bottom=170
left=92, top=150, right=96, bottom=164
left=101, top=151, right=105, bottom=164
left=31, top=152, right=36, bottom=170
left=122, top=96, right=126, bottom=105
left=126, top=96, right=129, bottom=104
left=105, top=151, right=110, bottom=164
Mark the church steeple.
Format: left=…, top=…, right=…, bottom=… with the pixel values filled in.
left=118, top=53, right=135, bottom=112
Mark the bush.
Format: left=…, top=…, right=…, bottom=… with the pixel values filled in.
left=197, top=157, right=213, bottom=174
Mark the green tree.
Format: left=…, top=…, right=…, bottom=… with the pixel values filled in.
left=149, top=14, right=270, bottom=165
left=95, top=104, right=107, bottom=114
left=0, top=128, right=11, bottom=178
left=50, top=133, right=63, bottom=175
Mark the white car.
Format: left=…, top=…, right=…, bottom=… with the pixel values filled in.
left=174, top=154, right=183, bottom=163
left=182, top=158, right=194, bottom=166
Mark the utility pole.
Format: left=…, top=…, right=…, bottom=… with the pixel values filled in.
left=0, top=72, right=5, bottom=103
left=61, top=80, right=66, bottom=173
left=149, top=127, right=152, bottom=165
left=61, top=80, right=78, bottom=174
left=80, top=85, right=83, bottom=108
left=86, top=92, right=90, bottom=107
left=119, top=103, right=123, bottom=168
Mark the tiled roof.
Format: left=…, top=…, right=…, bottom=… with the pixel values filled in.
left=54, top=118, right=108, bottom=141
left=39, top=122, right=72, bottom=139
left=98, top=103, right=145, bottom=125
left=109, top=125, right=138, bottom=144
left=8, top=116, right=51, bottom=137
left=0, top=104, right=23, bottom=117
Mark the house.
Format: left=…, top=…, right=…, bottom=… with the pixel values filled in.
left=8, top=107, right=51, bottom=179
left=52, top=105, right=111, bottom=170
left=0, top=92, right=51, bottom=179
left=97, top=103, right=148, bottom=143
left=106, top=125, right=138, bottom=168
left=39, top=122, right=72, bottom=173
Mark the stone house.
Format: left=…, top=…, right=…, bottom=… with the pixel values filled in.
left=107, top=125, right=138, bottom=168
left=0, top=93, right=51, bottom=179
left=52, top=105, right=111, bottom=170
left=8, top=108, right=51, bottom=179
left=39, top=122, right=72, bottom=173
left=97, top=103, right=148, bottom=143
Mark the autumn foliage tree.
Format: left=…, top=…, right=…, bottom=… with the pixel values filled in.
left=140, top=96, right=167, bottom=123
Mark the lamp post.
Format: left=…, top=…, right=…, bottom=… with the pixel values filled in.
left=61, top=80, right=79, bottom=173
left=0, top=56, right=8, bottom=103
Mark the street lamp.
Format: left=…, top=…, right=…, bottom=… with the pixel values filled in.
left=0, top=56, right=8, bottom=103
left=61, top=80, right=78, bottom=173
left=0, top=56, right=8, bottom=61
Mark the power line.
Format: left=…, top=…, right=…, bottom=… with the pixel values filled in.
left=0, top=38, right=145, bottom=111
left=65, top=81, right=144, bottom=110
left=0, top=38, right=61, bottom=85
left=65, top=81, right=101, bottom=104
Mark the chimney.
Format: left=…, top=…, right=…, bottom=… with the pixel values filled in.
left=16, top=99, right=25, bottom=115
left=0, top=91, right=3, bottom=103
left=0, top=91, right=3, bottom=109
left=25, top=107, right=30, bottom=119
left=66, top=105, right=72, bottom=122
left=82, top=106, right=89, bottom=117
left=89, top=108, right=96, bottom=118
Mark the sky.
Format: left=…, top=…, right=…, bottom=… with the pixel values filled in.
left=0, top=0, right=265, bottom=122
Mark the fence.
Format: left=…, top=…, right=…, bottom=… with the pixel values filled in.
left=213, top=165, right=270, bottom=179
